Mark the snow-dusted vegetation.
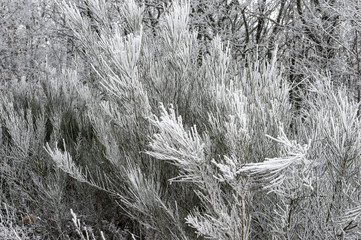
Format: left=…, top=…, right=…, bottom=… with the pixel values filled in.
left=1, top=0, right=361, bottom=239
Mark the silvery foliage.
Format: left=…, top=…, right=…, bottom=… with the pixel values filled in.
left=48, top=0, right=191, bottom=239
left=0, top=68, right=93, bottom=237
left=0, top=203, right=34, bottom=240
left=297, top=77, right=361, bottom=239
left=70, top=209, right=107, bottom=240
left=41, top=0, right=361, bottom=240
left=145, top=50, right=293, bottom=239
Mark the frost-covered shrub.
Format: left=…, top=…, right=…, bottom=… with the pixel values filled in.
left=2, top=0, right=361, bottom=239
left=46, top=1, right=294, bottom=239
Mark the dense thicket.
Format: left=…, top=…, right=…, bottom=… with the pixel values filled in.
left=1, top=0, right=361, bottom=239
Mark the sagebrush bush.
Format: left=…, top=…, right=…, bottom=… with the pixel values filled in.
left=1, top=0, right=361, bottom=239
